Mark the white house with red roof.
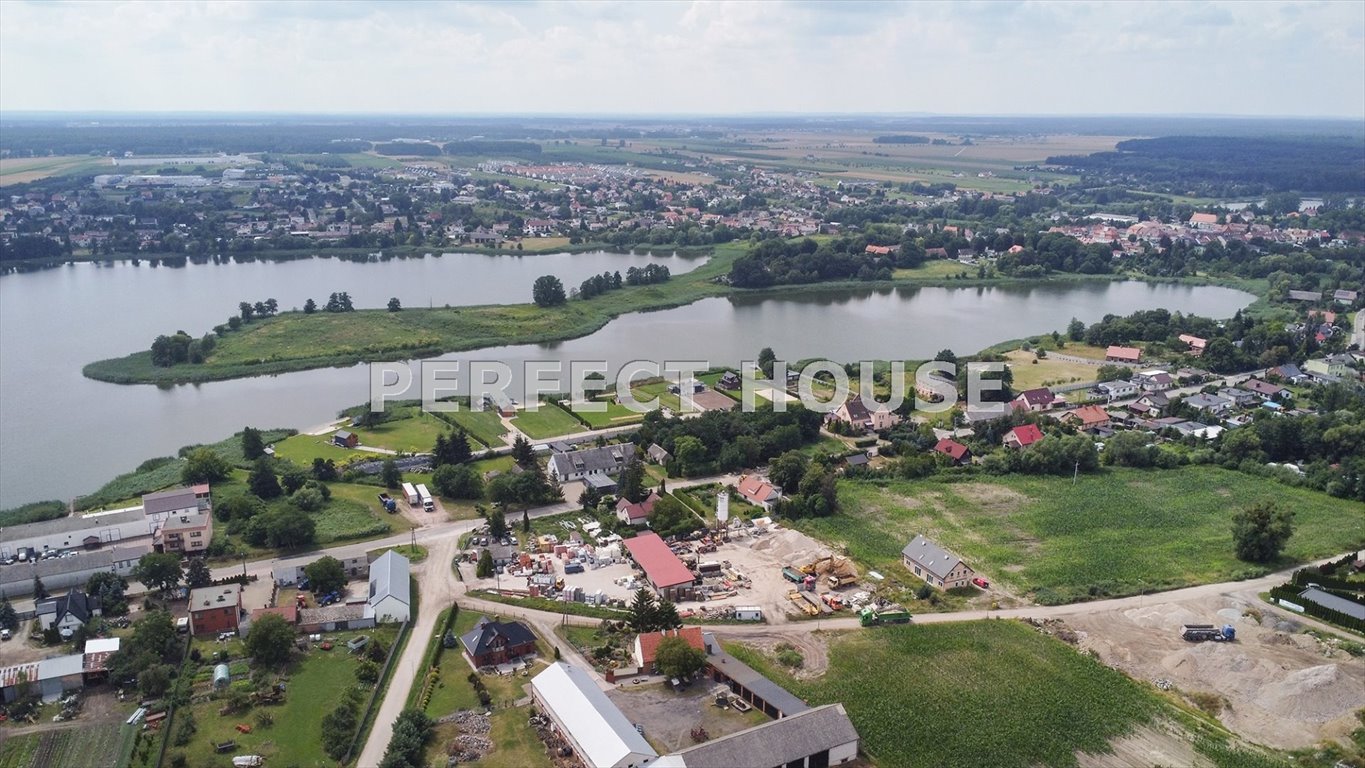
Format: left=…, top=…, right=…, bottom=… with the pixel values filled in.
left=615, top=491, right=660, bottom=528
left=736, top=475, right=782, bottom=512
left=1003, top=424, right=1045, bottom=449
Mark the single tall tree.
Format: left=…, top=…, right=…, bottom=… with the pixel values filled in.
left=1232, top=501, right=1296, bottom=563
left=532, top=275, right=566, bottom=307
left=380, top=458, right=402, bottom=489
left=185, top=558, right=212, bottom=589
left=133, top=553, right=184, bottom=595
left=511, top=435, right=535, bottom=468
left=303, top=555, right=347, bottom=595
left=248, top=457, right=283, bottom=499
left=244, top=613, right=295, bottom=667
left=241, top=427, right=265, bottom=460
left=33, top=574, right=48, bottom=600
left=0, top=598, right=18, bottom=631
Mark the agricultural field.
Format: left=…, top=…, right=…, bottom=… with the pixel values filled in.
left=0, top=155, right=112, bottom=186
left=725, top=620, right=1200, bottom=768
left=170, top=626, right=400, bottom=768
left=509, top=402, right=583, bottom=439
left=796, top=466, right=1365, bottom=604
left=0, top=722, right=134, bottom=768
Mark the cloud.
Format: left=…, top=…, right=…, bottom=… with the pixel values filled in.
left=1, top=0, right=1361, bottom=117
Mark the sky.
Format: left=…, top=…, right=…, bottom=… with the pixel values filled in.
left=2, top=0, right=1363, bottom=118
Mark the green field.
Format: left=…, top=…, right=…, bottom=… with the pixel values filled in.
left=0, top=723, right=134, bottom=768
left=572, top=398, right=646, bottom=429
left=509, top=401, right=584, bottom=439
left=795, top=466, right=1365, bottom=604
left=439, top=407, right=511, bottom=448
left=727, top=620, right=1167, bottom=768
left=270, top=433, right=384, bottom=465
left=346, top=410, right=450, bottom=452
left=173, top=626, right=399, bottom=767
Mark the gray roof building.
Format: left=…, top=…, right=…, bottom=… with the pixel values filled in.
left=665, top=703, right=859, bottom=768
left=0, top=544, right=150, bottom=597
left=2, top=508, right=154, bottom=556
left=901, top=535, right=967, bottom=583
left=547, top=444, right=635, bottom=482
left=1298, top=587, right=1365, bottom=622
left=142, top=486, right=208, bottom=518
left=366, top=550, right=411, bottom=622
left=701, top=632, right=809, bottom=718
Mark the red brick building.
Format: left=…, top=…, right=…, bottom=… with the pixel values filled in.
left=188, top=585, right=242, bottom=636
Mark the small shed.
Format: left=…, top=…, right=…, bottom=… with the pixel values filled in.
left=213, top=663, right=231, bottom=691
left=332, top=430, right=359, bottom=448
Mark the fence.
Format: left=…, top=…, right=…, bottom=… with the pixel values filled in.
left=1269, top=585, right=1365, bottom=633
left=413, top=603, right=462, bottom=711
left=152, top=632, right=195, bottom=768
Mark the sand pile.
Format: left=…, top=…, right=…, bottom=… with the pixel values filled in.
left=1259, top=664, right=1359, bottom=722
left=747, top=528, right=832, bottom=566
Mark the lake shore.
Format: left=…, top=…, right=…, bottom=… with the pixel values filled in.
left=81, top=246, right=1267, bottom=386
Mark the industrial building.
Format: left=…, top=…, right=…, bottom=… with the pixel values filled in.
left=531, top=662, right=659, bottom=768
left=622, top=532, right=695, bottom=599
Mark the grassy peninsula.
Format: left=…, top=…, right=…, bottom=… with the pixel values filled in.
left=82, top=241, right=1261, bottom=386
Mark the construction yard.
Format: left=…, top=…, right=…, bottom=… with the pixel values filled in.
left=1060, top=592, right=1365, bottom=751
left=465, top=521, right=908, bottom=623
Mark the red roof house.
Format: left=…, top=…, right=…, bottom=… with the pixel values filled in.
left=933, top=439, right=972, bottom=465
left=633, top=627, right=704, bottom=673
left=1003, top=424, right=1045, bottom=449
left=615, top=491, right=660, bottom=527
left=1105, top=346, right=1141, bottom=363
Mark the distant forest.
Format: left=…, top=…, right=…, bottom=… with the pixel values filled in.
left=872, top=135, right=930, bottom=144
left=1047, top=135, right=1365, bottom=196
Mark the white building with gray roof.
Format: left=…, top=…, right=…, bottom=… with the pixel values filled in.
left=901, top=534, right=976, bottom=590
left=365, top=550, right=410, bottom=623
left=547, top=444, right=635, bottom=483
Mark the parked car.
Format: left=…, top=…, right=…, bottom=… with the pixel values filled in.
left=971, top=577, right=990, bottom=589
left=1, top=629, right=12, bottom=641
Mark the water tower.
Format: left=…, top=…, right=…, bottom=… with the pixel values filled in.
left=716, top=492, right=730, bottom=528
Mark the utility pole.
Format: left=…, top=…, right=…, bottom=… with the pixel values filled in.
left=1072, top=461, right=1079, bottom=485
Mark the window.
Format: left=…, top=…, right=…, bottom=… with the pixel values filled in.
left=190, top=532, right=202, bottom=538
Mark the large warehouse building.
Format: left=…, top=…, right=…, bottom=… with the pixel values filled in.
left=531, top=662, right=658, bottom=768
left=622, top=532, right=694, bottom=599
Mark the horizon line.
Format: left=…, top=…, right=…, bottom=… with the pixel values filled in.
left=3, top=110, right=1364, bottom=122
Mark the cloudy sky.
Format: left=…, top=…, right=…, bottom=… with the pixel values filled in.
left=2, top=0, right=1363, bottom=117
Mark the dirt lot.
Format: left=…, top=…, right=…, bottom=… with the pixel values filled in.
left=1062, top=593, right=1365, bottom=750
left=606, top=681, right=771, bottom=753
left=0, top=620, right=49, bottom=665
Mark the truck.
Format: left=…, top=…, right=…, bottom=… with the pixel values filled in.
left=860, top=606, right=912, bottom=627
left=781, top=566, right=805, bottom=584
left=1181, top=624, right=1236, bottom=642
left=401, top=482, right=419, bottom=506
left=826, top=573, right=858, bottom=589
left=415, top=484, right=434, bottom=512
left=377, top=493, right=397, bottom=513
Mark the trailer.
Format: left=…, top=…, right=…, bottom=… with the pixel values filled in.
left=1180, top=624, right=1236, bottom=642
left=377, top=493, right=397, bottom=513
left=401, top=482, right=419, bottom=506
left=733, top=606, right=763, bottom=622
left=801, top=591, right=832, bottom=614
left=415, top=484, right=434, bottom=512
left=788, top=590, right=818, bottom=616
left=860, top=606, right=912, bottom=627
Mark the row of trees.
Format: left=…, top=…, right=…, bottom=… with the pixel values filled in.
left=637, top=405, right=826, bottom=477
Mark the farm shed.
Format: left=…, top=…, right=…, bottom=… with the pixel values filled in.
left=622, top=532, right=694, bottom=598
left=701, top=632, right=809, bottom=719
left=531, top=662, right=658, bottom=768
left=662, top=703, right=860, bottom=768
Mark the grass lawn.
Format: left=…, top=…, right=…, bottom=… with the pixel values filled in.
left=572, top=398, right=647, bottom=429
left=472, top=454, right=515, bottom=475
left=892, top=259, right=974, bottom=280
left=726, top=620, right=1162, bottom=768
left=368, top=543, right=429, bottom=563
left=347, top=410, right=449, bottom=453
left=175, top=626, right=399, bottom=768
left=440, top=407, right=510, bottom=448
left=630, top=380, right=683, bottom=412
left=1004, top=350, right=1099, bottom=391
left=270, top=434, right=382, bottom=465
left=796, top=466, right=1365, bottom=604
left=510, top=402, right=584, bottom=439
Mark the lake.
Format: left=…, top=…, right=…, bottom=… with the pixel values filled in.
left=0, top=253, right=1254, bottom=508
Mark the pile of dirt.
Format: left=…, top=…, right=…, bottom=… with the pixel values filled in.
left=747, top=528, right=833, bottom=568
left=1259, top=665, right=1359, bottom=723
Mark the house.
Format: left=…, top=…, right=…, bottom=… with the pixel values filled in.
left=1240, top=378, right=1292, bottom=400
left=460, top=616, right=539, bottom=668
left=645, top=443, right=671, bottom=465
left=1132, top=370, right=1174, bottom=391
left=615, top=491, right=660, bottom=527
left=531, top=662, right=658, bottom=768
left=1263, top=363, right=1308, bottom=384
left=547, top=444, right=635, bottom=483
left=366, top=550, right=411, bottom=623
left=142, top=485, right=211, bottom=521
left=1184, top=393, right=1234, bottom=417
left=153, top=511, right=212, bottom=554
left=736, top=475, right=782, bottom=512
left=1217, top=388, right=1260, bottom=408
left=1094, top=380, right=1138, bottom=400
left=1305, top=354, right=1353, bottom=380
left=1178, top=334, right=1207, bottom=357
left=864, top=244, right=895, bottom=256
left=1188, top=212, right=1219, bottom=229
left=35, top=589, right=99, bottom=637
left=1333, top=289, right=1359, bottom=305
left=901, top=535, right=976, bottom=589
left=239, top=604, right=298, bottom=635
left=1061, top=405, right=1110, bottom=431
left=188, top=585, right=242, bottom=636
left=332, top=430, right=359, bottom=448
left=830, top=395, right=898, bottom=433
left=584, top=473, right=618, bottom=494
left=932, top=439, right=972, bottom=465
left=633, top=626, right=705, bottom=673
left=1105, top=346, right=1141, bottom=364
left=718, top=371, right=742, bottom=391
left=843, top=453, right=870, bottom=470
left=1011, top=387, right=1058, bottom=413
left=479, top=543, right=519, bottom=567
left=1130, top=391, right=1170, bottom=417
left=1288, top=289, right=1322, bottom=302
left=272, top=554, right=370, bottom=586
left=1003, top=424, right=1044, bottom=449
